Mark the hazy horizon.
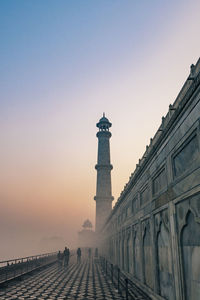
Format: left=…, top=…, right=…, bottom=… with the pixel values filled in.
left=1, top=0, right=200, bottom=260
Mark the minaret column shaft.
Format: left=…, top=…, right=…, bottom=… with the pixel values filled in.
left=94, top=115, right=114, bottom=232
left=96, top=169, right=112, bottom=197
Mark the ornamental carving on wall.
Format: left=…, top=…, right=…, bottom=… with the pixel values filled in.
left=132, top=223, right=139, bottom=239
left=155, top=209, right=169, bottom=236
left=126, top=226, right=131, bottom=240
left=141, top=218, right=150, bottom=238
left=177, top=195, right=200, bottom=237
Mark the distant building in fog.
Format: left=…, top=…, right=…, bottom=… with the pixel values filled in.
left=78, top=219, right=95, bottom=248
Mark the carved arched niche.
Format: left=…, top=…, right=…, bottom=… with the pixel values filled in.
left=109, top=237, right=114, bottom=260
left=155, top=211, right=175, bottom=300
left=125, top=227, right=131, bottom=273
left=118, top=231, right=123, bottom=268
left=132, top=224, right=141, bottom=280
left=142, top=220, right=154, bottom=289
left=121, top=230, right=126, bottom=270
left=181, top=210, right=200, bottom=300
left=114, top=233, right=118, bottom=265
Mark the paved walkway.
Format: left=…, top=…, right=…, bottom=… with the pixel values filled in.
left=0, top=259, right=149, bottom=300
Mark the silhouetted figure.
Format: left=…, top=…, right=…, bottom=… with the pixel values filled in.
left=88, top=248, right=91, bottom=259
left=67, top=248, right=70, bottom=265
left=57, top=250, right=62, bottom=268
left=95, top=248, right=98, bottom=258
left=63, top=247, right=70, bottom=267
left=77, top=248, right=81, bottom=263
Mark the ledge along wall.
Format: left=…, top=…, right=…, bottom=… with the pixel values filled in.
left=100, top=58, right=200, bottom=300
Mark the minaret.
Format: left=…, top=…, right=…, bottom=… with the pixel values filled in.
left=94, top=113, right=114, bottom=232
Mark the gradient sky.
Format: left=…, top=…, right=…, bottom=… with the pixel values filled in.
left=1, top=0, right=200, bottom=259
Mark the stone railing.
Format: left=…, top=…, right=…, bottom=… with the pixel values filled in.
left=99, top=256, right=152, bottom=300
left=0, top=251, right=58, bottom=286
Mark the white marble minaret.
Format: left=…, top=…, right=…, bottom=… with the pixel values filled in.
left=94, top=114, right=114, bottom=232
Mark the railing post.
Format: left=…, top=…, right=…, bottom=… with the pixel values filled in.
left=105, top=259, right=107, bottom=275
left=21, top=259, right=23, bottom=275
left=125, top=278, right=128, bottom=300
left=5, top=265, right=8, bottom=281
left=117, top=267, right=120, bottom=292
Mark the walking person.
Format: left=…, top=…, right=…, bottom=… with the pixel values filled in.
left=66, top=247, right=70, bottom=266
left=57, top=250, right=62, bottom=268
left=77, top=248, right=81, bottom=263
left=63, top=247, right=68, bottom=267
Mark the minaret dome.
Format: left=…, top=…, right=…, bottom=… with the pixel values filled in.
left=96, top=113, right=112, bottom=131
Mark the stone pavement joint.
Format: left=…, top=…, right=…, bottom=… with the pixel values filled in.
left=0, top=259, right=150, bottom=300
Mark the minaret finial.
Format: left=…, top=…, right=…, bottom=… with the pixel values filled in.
left=103, top=112, right=105, bottom=117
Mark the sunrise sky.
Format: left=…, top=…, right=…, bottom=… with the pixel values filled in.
left=1, top=0, right=200, bottom=259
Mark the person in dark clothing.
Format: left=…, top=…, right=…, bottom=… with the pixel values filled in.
left=67, top=248, right=70, bottom=266
left=77, top=248, right=81, bottom=263
left=57, top=250, right=62, bottom=268
left=63, top=247, right=70, bottom=267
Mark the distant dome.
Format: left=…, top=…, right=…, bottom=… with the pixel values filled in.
left=82, top=219, right=93, bottom=229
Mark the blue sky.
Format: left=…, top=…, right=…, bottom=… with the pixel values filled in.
left=1, top=0, right=182, bottom=109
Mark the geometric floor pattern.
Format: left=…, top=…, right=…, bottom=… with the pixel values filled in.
left=0, top=259, right=126, bottom=300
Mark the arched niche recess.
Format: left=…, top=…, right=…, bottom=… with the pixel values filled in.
left=157, top=221, right=175, bottom=300
left=143, top=224, right=153, bottom=289
left=134, top=229, right=141, bottom=280
left=181, top=210, right=200, bottom=300
left=126, top=229, right=131, bottom=273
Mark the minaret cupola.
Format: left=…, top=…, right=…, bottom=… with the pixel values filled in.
left=96, top=113, right=112, bottom=131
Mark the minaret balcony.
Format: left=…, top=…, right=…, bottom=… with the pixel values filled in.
left=96, top=131, right=111, bottom=138
left=94, top=195, right=114, bottom=201
left=95, top=164, right=113, bottom=170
